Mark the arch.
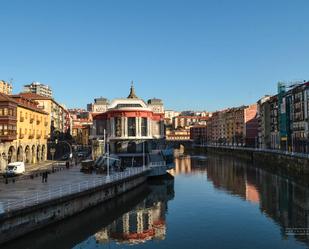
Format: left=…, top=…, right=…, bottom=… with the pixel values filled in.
left=17, top=145, right=23, bottom=162
left=37, top=145, right=41, bottom=163
left=31, top=145, right=36, bottom=164
left=25, top=145, right=31, bottom=164
left=8, top=146, right=16, bottom=163
left=127, top=142, right=136, bottom=153
left=41, top=145, right=46, bottom=161
left=0, top=153, right=5, bottom=173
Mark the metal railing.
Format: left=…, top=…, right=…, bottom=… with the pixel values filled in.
left=0, top=167, right=147, bottom=214
left=195, top=144, right=309, bottom=159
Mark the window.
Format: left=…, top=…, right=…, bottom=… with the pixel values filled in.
left=141, top=118, right=148, bottom=136
left=115, top=117, right=122, bottom=137
left=4, top=108, right=8, bottom=115
left=128, top=117, right=136, bottom=136
left=116, top=104, right=142, bottom=108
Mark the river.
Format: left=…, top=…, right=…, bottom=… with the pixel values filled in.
left=4, top=152, right=309, bottom=249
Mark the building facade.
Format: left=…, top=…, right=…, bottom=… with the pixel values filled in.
left=206, top=104, right=258, bottom=147
left=23, top=82, right=53, bottom=98
left=92, top=84, right=165, bottom=155
left=0, top=80, right=12, bottom=95
left=87, top=97, right=109, bottom=113
left=19, top=93, right=70, bottom=135
left=257, top=96, right=271, bottom=149
left=164, top=110, right=180, bottom=126
left=0, top=93, right=49, bottom=172
left=69, top=109, right=93, bottom=146
left=190, top=125, right=207, bottom=144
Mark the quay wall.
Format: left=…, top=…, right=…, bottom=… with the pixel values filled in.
left=191, top=146, right=309, bottom=175
left=0, top=171, right=148, bottom=245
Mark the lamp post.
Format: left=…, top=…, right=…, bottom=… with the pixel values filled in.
left=142, top=140, right=145, bottom=170
left=103, top=129, right=110, bottom=179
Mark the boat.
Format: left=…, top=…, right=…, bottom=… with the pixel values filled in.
left=147, top=148, right=175, bottom=177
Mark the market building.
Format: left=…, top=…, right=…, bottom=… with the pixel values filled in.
left=92, top=84, right=165, bottom=156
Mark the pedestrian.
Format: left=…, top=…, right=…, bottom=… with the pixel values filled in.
left=42, top=172, right=45, bottom=183
left=45, top=171, right=48, bottom=182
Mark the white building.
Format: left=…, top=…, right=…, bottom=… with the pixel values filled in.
left=92, top=84, right=165, bottom=155
left=23, top=82, right=53, bottom=98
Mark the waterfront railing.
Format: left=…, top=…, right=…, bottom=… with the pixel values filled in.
left=195, top=144, right=309, bottom=159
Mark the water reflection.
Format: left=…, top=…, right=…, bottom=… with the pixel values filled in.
left=173, top=154, right=309, bottom=246
left=3, top=153, right=309, bottom=249
left=4, top=175, right=174, bottom=249
left=74, top=175, right=175, bottom=248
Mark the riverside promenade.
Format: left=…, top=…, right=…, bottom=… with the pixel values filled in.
left=0, top=165, right=148, bottom=213
left=0, top=164, right=150, bottom=244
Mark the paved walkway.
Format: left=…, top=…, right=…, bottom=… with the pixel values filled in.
left=24, top=160, right=57, bottom=172
left=0, top=166, right=146, bottom=213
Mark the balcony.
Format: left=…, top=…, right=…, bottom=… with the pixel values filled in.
left=36, top=134, right=42, bottom=139
left=44, top=121, right=48, bottom=126
left=28, top=134, right=34, bottom=139
left=20, top=116, right=25, bottom=122
left=19, top=133, right=25, bottom=139
left=0, top=133, right=17, bottom=141
left=36, top=120, right=41, bottom=125
left=30, top=117, right=34, bottom=124
left=44, top=135, right=49, bottom=139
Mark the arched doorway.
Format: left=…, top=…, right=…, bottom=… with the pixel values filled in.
left=25, top=146, right=31, bottom=164
left=37, top=145, right=41, bottom=163
left=8, top=146, right=16, bottom=163
left=17, top=146, right=23, bottom=162
left=31, top=145, right=36, bottom=164
left=41, top=145, right=46, bottom=161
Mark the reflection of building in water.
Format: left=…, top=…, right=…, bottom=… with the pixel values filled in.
left=170, top=156, right=208, bottom=176
left=206, top=157, right=247, bottom=198
left=95, top=175, right=174, bottom=245
left=245, top=182, right=260, bottom=204
left=205, top=156, right=309, bottom=246
left=170, top=156, right=192, bottom=175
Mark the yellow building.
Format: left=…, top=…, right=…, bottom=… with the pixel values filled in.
left=19, top=93, right=70, bottom=134
left=0, top=94, right=50, bottom=172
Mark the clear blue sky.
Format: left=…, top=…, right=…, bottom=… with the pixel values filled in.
left=0, top=0, right=308, bottom=111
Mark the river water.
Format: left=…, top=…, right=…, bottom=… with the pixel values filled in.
left=5, top=152, right=309, bottom=249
